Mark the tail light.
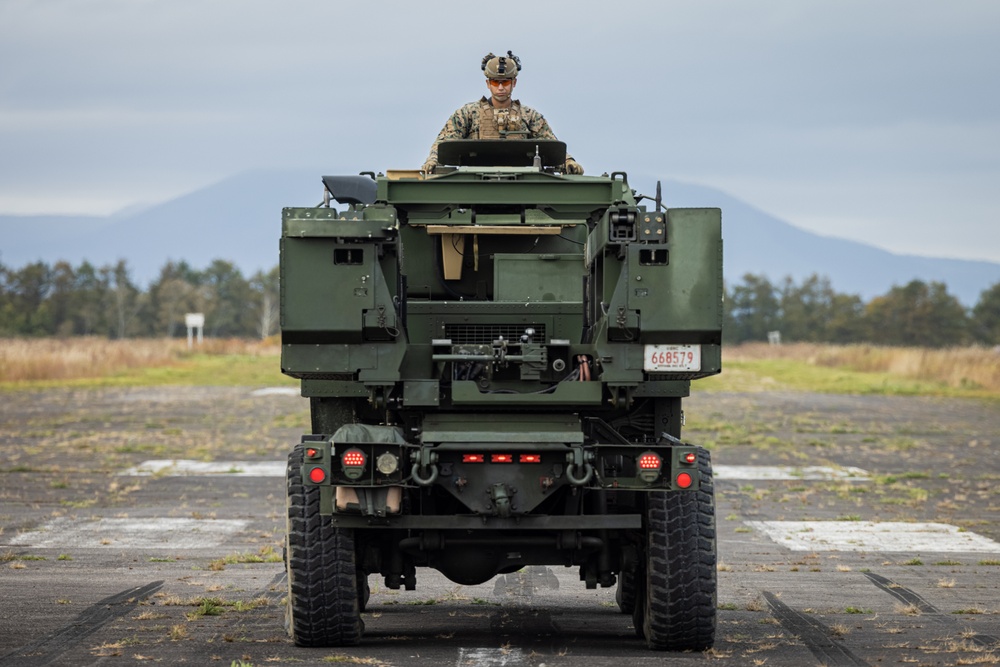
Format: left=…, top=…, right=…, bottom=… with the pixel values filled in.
left=638, top=453, right=662, bottom=470
left=308, top=467, right=326, bottom=484
left=341, top=448, right=366, bottom=480
left=491, top=454, right=514, bottom=463
left=637, top=451, right=662, bottom=484
left=676, top=472, right=693, bottom=489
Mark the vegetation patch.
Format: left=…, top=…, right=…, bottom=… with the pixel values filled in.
left=0, top=337, right=293, bottom=389
left=701, top=343, right=1000, bottom=398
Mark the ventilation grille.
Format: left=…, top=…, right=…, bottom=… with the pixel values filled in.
left=444, top=323, right=546, bottom=346
left=646, top=371, right=710, bottom=381
left=285, top=372, right=356, bottom=381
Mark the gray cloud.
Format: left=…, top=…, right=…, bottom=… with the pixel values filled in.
left=1, top=0, right=998, bottom=262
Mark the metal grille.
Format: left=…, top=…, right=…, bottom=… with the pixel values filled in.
left=646, top=371, right=711, bottom=381
left=287, top=372, right=356, bottom=381
left=444, top=323, right=546, bottom=345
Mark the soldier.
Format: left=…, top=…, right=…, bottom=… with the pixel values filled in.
left=422, top=51, right=584, bottom=175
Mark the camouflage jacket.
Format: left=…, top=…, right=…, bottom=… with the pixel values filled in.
left=424, top=97, right=573, bottom=166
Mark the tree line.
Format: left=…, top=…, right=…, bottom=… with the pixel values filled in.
left=725, top=274, right=1000, bottom=347
left=0, top=259, right=279, bottom=339
left=2, top=259, right=999, bottom=346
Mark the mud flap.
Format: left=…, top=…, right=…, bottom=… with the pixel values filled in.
left=335, top=486, right=402, bottom=516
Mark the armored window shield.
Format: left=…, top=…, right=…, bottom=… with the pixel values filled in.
left=437, top=140, right=567, bottom=168
left=322, top=175, right=378, bottom=205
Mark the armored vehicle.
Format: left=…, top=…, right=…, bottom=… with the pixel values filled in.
left=281, top=140, right=723, bottom=651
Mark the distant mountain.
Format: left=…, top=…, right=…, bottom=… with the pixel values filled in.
left=2, top=170, right=998, bottom=305
left=0, top=168, right=323, bottom=283
left=660, top=181, right=1000, bottom=306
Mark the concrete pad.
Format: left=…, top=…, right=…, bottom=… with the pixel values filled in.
left=746, top=520, right=1000, bottom=553
left=457, top=647, right=528, bottom=666
left=120, top=460, right=870, bottom=482
left=7, top=517, right=249, bottom=549
left=714, top=465, right=869, bottom=480
left=120, top=459, right=286, bottom=477
left=250, top=387, right=300, bottom=396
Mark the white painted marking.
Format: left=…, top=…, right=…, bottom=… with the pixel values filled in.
left=120, top=461, right=870, bottom=481
left=746, top=521, right=1000, bottom=553
left=7, top=518, right=249, bottom=549
left=457, top=647, right=527, bottom=666
left=251, top=386, right=300, bottom=396
left=121, top=460, right=286, bottom=477
left=714, top=465, right=869, bottom=481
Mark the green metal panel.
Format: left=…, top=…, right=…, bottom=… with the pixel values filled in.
left=281, top=238, right=373, bottom=337
left=282, top=206, right=397, bottom=238
left=628, top=208, right=723, bottom=343
left=451, top=381, right=602, bottom=405
left=381, top=172, right=623, bottom=210
left=421, top=413, right=583, bottom=443
left=493, top=253, right=585, bottom=302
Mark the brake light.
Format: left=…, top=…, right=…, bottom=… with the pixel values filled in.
left=676, top=472, right=693, bottom=489
left=308, top=467, right=326, bottom=483
left=519, top=454, right=542, bottom=463
left=638, top=453, right=662, bottom=470
left=682, top=452, right=697, bottom=465
left=462, top=454, right=485, bottom=463
left=342, top=449, right=366, bottom=467
left=341, top=448, right=366, bottom=480
left=305, top=447, right=319, bottom=459
left=491, top=454, right=513, bottom=463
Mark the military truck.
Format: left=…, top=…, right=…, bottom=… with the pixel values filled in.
left=280, top=140, right=722, bottom=651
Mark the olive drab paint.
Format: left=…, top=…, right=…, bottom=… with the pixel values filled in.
left=281, top=140, right=722, bottom=651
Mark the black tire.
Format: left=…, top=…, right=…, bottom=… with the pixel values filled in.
left=634, top=447, right=716, bottom=651
left=285, top=444, right=363, bottom=647
left=615, top=567, right=636, bottom=615
left=357, top=572, right=371, bottom=613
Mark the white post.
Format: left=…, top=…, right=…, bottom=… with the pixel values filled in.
left=185, top=313, right=205, bottom=348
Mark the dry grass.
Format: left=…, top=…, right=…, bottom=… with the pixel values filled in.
left=728, top=343, right=1000, bottom=393
left=0, top=337, right=280, bottom=383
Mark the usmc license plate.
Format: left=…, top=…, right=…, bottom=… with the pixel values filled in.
left=643, top=344, right=701, bottom=372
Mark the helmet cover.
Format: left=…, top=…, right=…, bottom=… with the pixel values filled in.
left=482, top=50, right=522, bottom=80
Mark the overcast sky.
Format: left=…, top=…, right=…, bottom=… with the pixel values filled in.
left=2, top=0, right=999, bottom=262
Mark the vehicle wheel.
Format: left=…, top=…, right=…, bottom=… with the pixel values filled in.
left=634, top=447, right=716, bottom=651
left=615, top=566, right=636, bottom=615
left=357, top=572, right=371, bottom=613
left=285, top=444, right=363, bottom=647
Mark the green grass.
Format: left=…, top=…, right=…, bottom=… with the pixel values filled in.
left=2, top=353, right=295, bottom=390
left=698, top=359, right=995, bottom=398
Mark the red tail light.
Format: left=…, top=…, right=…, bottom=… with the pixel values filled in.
left=305, top=447, right=319, bottom=458
left=638, top=453, right=662, bottom=470
left=342, top=449, right=366, bottom=467
left=519, top=454, right=542, bottom=463
left=308, top=467, right=326, bottom=483
left=676, top=472, right=693, bottom=489
left=682, top=452, right=697, bottom=464
left=462, top=454, right=485, bottom=463
left=491, top=454, right=514, bottom=463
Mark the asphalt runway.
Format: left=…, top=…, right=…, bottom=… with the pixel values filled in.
left=2, top=387, right=998, bottom=666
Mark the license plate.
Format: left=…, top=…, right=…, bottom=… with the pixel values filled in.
left=643, top=345, right=701, bottom=372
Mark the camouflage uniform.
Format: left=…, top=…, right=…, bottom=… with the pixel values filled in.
left=424, top=96, right=574, bottom=168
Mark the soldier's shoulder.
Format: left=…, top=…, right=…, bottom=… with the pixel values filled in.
left=450, top=100, right=484, bottom=119
left=517, top=102, right=545, bottom=118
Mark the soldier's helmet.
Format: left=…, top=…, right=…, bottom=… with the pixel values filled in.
left=482, top=51, right=521, bottom=80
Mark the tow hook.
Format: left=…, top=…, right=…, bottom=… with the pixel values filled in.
left=411, top=448, right=439, bottom=486
left=489, top=483, right=513, bottom=518
left=565, top=448, right=594, bottom=486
